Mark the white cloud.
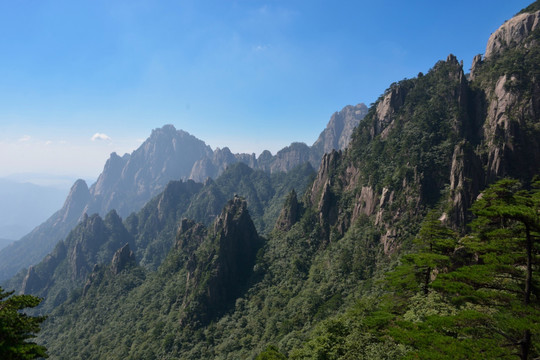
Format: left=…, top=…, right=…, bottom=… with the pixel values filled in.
left=91, top=133, right=112, bottom=142
left=18, top=135, right=31, bottom=142
left=45, top=140, right=53, bottom=146
left=253, top=44, right=269, bottom=52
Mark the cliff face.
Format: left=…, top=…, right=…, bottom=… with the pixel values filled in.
left=484, top=10, right=540, bottom=59
left=179, top=197, right=261, bottom=325
left=89, top=126, right=213, bottom=217
left=308, top=8, right=540, bottom=249
left=275, top=189, right=301, bottom=232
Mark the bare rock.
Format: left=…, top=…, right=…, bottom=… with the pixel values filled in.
left=485, top=10, right=540, bottom=59
left=110, top=243, right=135, bottom=275
left=275, top=190, right=300, bottom=232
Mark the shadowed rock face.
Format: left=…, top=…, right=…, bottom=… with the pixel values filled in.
left=180, top=196, right=262, bottom=325
left=275, top=190, right=301, bottom=232
left=110, top=244, right=136, bottom=275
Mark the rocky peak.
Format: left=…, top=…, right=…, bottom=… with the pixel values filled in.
left=485, top=10, right=540, bottom=59
left=176, top=218, right=207, bottom=253
left=92, top=152, right=129, bottom=197
left=312, top=103, right=368, bottom=155
left=469, top=54, right=483, bottom=80
left=181, top=196, right=261, bottom=325
left=60, top=179, right=90, bottom=223
left=104, top=209, right=122, bottom=227
left=268, top=142, right=311, bottom=173
left=110, top=243, right=136, bottom=275
left=275, top=190, right=300, bottom=232
left=373, top=83, right=409, bottom=138
left=310, top=150, right=342, bottom=206
left=20, top=265, right=41, bottom=295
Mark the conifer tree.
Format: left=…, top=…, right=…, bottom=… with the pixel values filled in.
left=0, top=287, right=48, bottom=359
left=430, top=179, right=540, bottom=359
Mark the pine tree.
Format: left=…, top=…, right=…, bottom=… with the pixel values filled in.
left=431, top=179, right=540, bottom=359
left=0, top=287, right=48, bottom=359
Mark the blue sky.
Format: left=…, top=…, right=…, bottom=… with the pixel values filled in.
left=0, top=0, right=533, bottom=183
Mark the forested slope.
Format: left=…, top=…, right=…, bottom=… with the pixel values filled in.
left=36, top=2, right=540, bottom=359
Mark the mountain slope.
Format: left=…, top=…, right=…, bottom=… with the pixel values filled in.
left=35, top=3, right=540, bottom=359
left=6, top=162, right=315, bottom=315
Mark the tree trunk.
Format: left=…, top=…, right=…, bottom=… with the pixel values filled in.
left=520, top=329, right=531, bottom=360
left=525, top=224, right=532, bottom=305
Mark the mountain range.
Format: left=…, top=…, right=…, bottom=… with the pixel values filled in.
left=4, top=2, right=540, bottom=359
left=0, top=103, right=366, bottom=282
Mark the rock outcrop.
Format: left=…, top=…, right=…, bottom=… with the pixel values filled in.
left=1, top=99, right=367, bottom=282
left=485, top=10, right=540, bottom=59
left=312, top=103, right=368, bottom=157
left=275, top=190, right=301, bottom=231
left=110, top=244, right=136, bottom=275
left=181, top=196, right=261, bottom=325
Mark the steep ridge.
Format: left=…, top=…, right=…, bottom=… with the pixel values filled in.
left=35, top=4, right=540, bottom=359
left=0, top=180, right=90, bottom=283
left=178, top=196, right=262, bottom=325
left=14, top=210, right=133, bottom=312
left=0, top=105, right=364, bottom=282
left=7, top=163, right=314, bottom=316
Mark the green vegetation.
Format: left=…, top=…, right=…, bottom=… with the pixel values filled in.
left=291, top=179, right=540, bottom=359
left=0, top=287, right=47, bottom=359
left=35, top=41, right=540, bottom=358
left=518, top=0, right=540, bottom=14
left=11, top=4, right=540, bottom=358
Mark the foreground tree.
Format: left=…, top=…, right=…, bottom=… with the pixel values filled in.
left=426, top=179, right=540, bottom=359
left=382, top=179, right=540, bottom=359
left=0, top=287, right=48, bottom=359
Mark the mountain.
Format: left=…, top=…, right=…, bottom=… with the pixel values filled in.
left=187, top=103, right=368, bottom=181
left=0, top=104, right=362, bottom=282
left=0, top=180, right=91, bottom=283
left=35, top=3, right=540, bottom=359
left=0, top=238, right=13, bottom=251
left=0, top=178, right=68, bottom=240
left=5, top=162, right=315, bottom=314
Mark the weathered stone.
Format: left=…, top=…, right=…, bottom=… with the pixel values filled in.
left=110, top=244, right=135, bottom=275
left=485, top=10, right=540, bottom=59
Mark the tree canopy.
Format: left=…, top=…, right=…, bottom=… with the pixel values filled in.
left=0, top=287, right=48, bottom=360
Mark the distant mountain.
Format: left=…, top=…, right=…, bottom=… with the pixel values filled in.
left=0, top=104, right=364, bottom=282
left=0, top=178, right=68, bottom=240
left=188, top=103, right=368, bottom=181
left=0, top=238, right=13, bottom=251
